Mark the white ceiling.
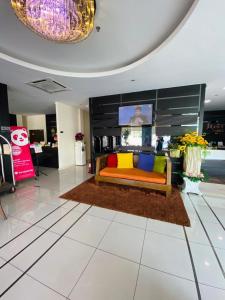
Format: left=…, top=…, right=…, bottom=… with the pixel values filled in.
left=0, top=0, right=225, bottom=114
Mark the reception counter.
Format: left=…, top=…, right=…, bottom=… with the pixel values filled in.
left=203, top=149, right=225, bottom=160
left=202, top=149, right=225, bottom=183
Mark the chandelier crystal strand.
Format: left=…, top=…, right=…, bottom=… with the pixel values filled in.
left=11, top=0, right=95, bottom=43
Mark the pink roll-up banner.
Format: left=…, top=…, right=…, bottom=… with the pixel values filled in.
left=10, top=126, right=35, bottom=181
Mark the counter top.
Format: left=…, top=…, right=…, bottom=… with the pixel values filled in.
left=203, top=149, right=225, bottom=160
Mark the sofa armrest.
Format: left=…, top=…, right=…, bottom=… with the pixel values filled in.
left=95, top=155, right=108, bottom=175
left=166, top=157, right=172, bottom=186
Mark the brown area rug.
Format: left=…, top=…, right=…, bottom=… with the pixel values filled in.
left=207, top=177, right=225, bottom=185
left=61, top=178, right=190, bottom=227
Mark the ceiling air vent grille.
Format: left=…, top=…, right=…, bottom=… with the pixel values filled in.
left=26, top=78, right=69, bottom=94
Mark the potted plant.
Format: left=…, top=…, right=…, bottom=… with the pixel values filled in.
left=122, top=128, right=130, bottom=146
left=168, top=141, right=181, bottom=158
left=178, top=131, right=208, bottom=194
left=75, top=132, right=84, bottom=141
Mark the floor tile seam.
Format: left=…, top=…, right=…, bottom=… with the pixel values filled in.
left=189, top=240, right=225, bottom=250
left=5, top=259, right=68, bottom=299
left=133, top=217, right=148, bottom=300
left=198, top=282, right=225, bottom=291
left=202, top=195, right=225, bottom=201
left=201, top=195, right=225, bottom=231
left=0, top=205, right=93, bottom=298
left=0, top=201, right=69, bottom=250
left=188, top=194, right=225, bottom=279
left=0, top=202, right=82, bottom=270
left=183, top=226, right=202, bottom=300
left=86, top=212, right=116, bottom=222
left=67, top=213, right=115, bottom=298
left=147, top=225, right=212, bottom=247
left=145, top=228, right=185, bottom=241
left=112, top=219, right=147, bottom=231
left=140, top=263, right=196, bottom=283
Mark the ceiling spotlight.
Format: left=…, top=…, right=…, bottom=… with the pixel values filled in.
left=11, top=0, right=96, bottom=43
left=204, top=99, right=211, bottom=104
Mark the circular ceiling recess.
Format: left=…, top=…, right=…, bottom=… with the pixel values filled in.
left=11, top=0, right=95, bottom=43
left=0, top=0, right=196, bottom=74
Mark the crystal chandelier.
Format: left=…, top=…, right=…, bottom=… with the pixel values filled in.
left=11, top=0, right=95, bottom=43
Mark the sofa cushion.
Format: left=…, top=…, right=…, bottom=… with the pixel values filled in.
left=107, top=154, right=118, bottom=168
left=137, top=153, right=154, bottom=172
left=117, top=153, right=133, bottom=169
left=99, top=167, right=166, bottom=184
left=153, top=156, right=167, bottom=174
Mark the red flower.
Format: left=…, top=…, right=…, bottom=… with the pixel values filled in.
left=75, top=132, right=84, bottom=141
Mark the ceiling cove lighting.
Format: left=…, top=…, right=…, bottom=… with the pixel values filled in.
left=11, top=0, right=96, bottom=43
left=204, top=99, right=211, bottom=104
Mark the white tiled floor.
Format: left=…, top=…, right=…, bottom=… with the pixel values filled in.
left=0, top=167, right=224, bottom=299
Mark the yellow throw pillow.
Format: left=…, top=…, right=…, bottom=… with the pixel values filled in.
left=117, top=153, right=134, bottom=168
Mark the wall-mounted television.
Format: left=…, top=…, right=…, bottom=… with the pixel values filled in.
left=119, top=104, right=153, bottom=126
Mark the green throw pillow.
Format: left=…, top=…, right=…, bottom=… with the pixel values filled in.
left=153, top=156, right=166, bottom=174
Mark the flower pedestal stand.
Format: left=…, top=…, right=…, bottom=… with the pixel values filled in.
left=182, top=177, right=202, bottom=196
left=75, top=141, right=86, bottom=166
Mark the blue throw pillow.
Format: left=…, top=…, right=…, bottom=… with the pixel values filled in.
left=137, top=153, right=155, bottom=172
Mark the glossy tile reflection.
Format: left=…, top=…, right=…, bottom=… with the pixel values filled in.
left=0, top=167, right=225, bottom=299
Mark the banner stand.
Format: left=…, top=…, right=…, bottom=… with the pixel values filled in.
left=10, top=126, right=35, bottom=182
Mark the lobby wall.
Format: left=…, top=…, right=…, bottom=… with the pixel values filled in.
left=89, top=84, right=206, bottom=172
left=56, top=102, right=79, bottom=169
left=16, top=114, right=47, bottom=143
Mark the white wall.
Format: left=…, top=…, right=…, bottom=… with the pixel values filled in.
left=56, top=102, right=79, bottom=170
left=16, top=114, right=23, bottom=126
left=16, top=114, right=47, bottom=142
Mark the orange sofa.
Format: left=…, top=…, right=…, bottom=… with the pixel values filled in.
left=95, top=154, right=172, bottom=198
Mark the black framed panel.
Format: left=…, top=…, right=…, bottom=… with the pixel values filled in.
left=89, top=84, right=206, bottom=173
left=156, top=126, right=197, bottom=136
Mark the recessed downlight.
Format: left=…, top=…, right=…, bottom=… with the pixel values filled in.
left=205, top=99, right=211, bottom=104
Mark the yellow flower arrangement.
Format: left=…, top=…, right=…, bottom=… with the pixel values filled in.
left=179, top=131, right=208, bottom=151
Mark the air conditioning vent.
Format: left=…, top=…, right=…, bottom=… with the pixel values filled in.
left=26, top=78, right=70, bottom=94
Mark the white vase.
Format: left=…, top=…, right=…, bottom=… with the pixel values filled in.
left=183, top=146, right=202, bottom=177
left=182, top=177, right=202, bottom=195
left=169, top=149, right=181, bottom=158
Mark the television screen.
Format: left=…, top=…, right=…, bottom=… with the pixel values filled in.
left=119, top=104, right=153, bottom=126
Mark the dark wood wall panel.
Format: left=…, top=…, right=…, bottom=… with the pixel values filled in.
left=93, top=127, right=121, bottom=136
left=10, top=114, right=17, bottom=126
left=89, top=84, right=206, bottom=173
left=156, top=115, right=198, bottom=126
left=158, top=85, right=200, bottom=98
left=0, top=83, right=13, bottom=183
left=46, top=114, right=57, bottom=143
left=157, top=107, right=199, bottom=115
left=0, top=83, right=10, bottom=129
left=156, top=126, right=197, bottom=136
left=122, top=90, right=156, bottom=101
left=93, top=118, right=118, bottom=128
left=157, top=96, right=199, bottom=110
left=93, top=104, right=120, bottom=114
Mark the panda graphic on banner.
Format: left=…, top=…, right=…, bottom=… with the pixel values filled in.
left=10, top=126, right=35, bottom=181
